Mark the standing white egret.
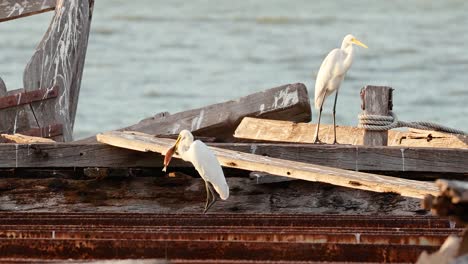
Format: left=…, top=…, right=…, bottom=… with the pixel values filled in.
left=163, top=130, right=229, bottom=213
left=313, top=34, right=368, bottom=144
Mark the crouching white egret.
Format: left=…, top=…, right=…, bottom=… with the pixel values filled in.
left=163, top=130, right=229, bottom=213
left=313, top=34, right=368, bottom=144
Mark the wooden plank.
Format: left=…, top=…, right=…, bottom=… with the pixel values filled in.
left=0, top=85, right=58, bottom=110
left=361, top=86, right=392, bottom=146
left=234, top=117, right=468, bottom=148
left=0, top=133, right=55, bottom=143
left=0, top=0, right=56, bottom=23
left=78, top=83, right=312, bottom=143
left=23, top=0, right=93, bottom=141
left=0, top=141, right=466, bottom=174
left=96, top=131, right=439, bottom=199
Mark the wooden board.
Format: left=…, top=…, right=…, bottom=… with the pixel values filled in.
left=23, top=0, right=93, bottom=141
left=0, top=133, right=55, bottom=143
left=234, top=117, right=468, bottom=148
left=0, top=141, right=466, bottom=174
left=0, top=0, right=55, bottom=22
left=96, top=131, right=439, bottom=199
left=78, top=83, right=312, bottom=143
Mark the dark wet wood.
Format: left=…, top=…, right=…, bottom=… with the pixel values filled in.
left=78, top=83, right=312, bottom=143
left=234, top=117, right=468, bottom=148
left=0, top=141, right=466, bottom=174
left=23, top=0, right=94, bottom=141
left=0, top=0, right=56, bottom=23
left=0, top=174, right=425, bottom=215
left=96, top=131, right=439, bottom=198
left=362, top=86, right=393, bottom=146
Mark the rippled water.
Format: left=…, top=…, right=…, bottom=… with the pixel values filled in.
left=1, top=0, right=467, bottom=139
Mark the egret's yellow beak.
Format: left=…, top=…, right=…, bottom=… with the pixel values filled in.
left=352, top=38, right=368, bottom=49
left=173, top=135, right=182, bottom=152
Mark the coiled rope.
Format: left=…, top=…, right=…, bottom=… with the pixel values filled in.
left=358, top=111, right=467, bottom=135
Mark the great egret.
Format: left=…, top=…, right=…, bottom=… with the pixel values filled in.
left=163, top=130, right=229, bottom=213
left=313, top=34, right=368, bottom=144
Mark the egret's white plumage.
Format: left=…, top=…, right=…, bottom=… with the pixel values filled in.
left=163, top=130, right=229, bottom=212
left=313, top=34, right=368, bottom=144
left=178, top=133, right=229, bottom=200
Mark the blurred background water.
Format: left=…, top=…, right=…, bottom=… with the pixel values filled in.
left=1, top=0, right=467, bottom=139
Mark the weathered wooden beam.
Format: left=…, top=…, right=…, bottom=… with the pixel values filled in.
left=78, top=83, right=312, bottom=143
left=0, top=141, right=466, bottom=174
left=0, top=0, right=56, bottom=23
left=0, top=85, right=58, bottom=110
left=24, top=0, right=93, bottom=141
left=96, top=131, right=439, bottom=198
left=234, top=117, right=468, bottom=148
left=361, top=86, right=393, bottom=146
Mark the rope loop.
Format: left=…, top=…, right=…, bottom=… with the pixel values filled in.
left=358, top=111, right=466, bottom=135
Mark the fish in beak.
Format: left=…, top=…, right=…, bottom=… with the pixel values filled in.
left=162, top=135, right=181, bottom=172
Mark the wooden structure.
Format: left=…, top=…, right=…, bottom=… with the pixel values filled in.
left=0, top=0, right=94, bottom=141
left=361, top=85, right=393, bottom=146
left=78, top=83, right=312, bottom=142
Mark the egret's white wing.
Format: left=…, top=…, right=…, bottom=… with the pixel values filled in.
left=314, top=48, right=347, bottom=110
left=187, top=140, right=229, bottom=200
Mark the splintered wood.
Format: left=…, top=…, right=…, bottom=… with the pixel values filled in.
left=97, top=131, right=439, bottom=199
left=234, top=117, right=468, bottom=148
left=0, top=134, right=55, bottom=143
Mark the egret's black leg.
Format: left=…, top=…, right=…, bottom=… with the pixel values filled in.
left=204, top=183, right=217, bottom=214
left=332, top=90, right=340, bottom=144
left=204, top=181, right=211, bottom=212
left=313, top=95, right=326, bottom=144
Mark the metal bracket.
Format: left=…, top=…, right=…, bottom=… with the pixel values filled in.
left=0, top=85, right=59, bottom=110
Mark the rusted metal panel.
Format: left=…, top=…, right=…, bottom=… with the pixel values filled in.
left=0, top=213, right=459, bottom=263
left=0, top=239, right=437, bottom=262
left=0, top=86, right=58, bottom=110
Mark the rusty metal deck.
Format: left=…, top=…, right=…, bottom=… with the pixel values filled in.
left=0, top=213, right=462, bottom=263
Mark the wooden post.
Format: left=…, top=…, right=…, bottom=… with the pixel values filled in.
left=361, top=85, right=393, bottom=146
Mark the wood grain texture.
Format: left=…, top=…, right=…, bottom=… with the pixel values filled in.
left=96, top=131, right=439, bottom=198
left=0, top=176, right=424, bottom=215
left=362, top=86, right=392, bottom=146
left=0, top=88, right=39, bottom=136
left=23, top=0, right=93, bottom=141
left=0, top=0, right=55, bottom=22
left=0, top=133, right=55, bottom=143
left=0, top=140, right=466, bottom=174
left=78, top=83, right=312, bottom=143
left=234, top=117, right=468, bottom=148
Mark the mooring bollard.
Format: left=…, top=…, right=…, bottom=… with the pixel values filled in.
left=360, top=85, right=394, bottom=146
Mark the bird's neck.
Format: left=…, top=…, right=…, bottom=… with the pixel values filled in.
left=342, top=44, right=354, bottom=70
